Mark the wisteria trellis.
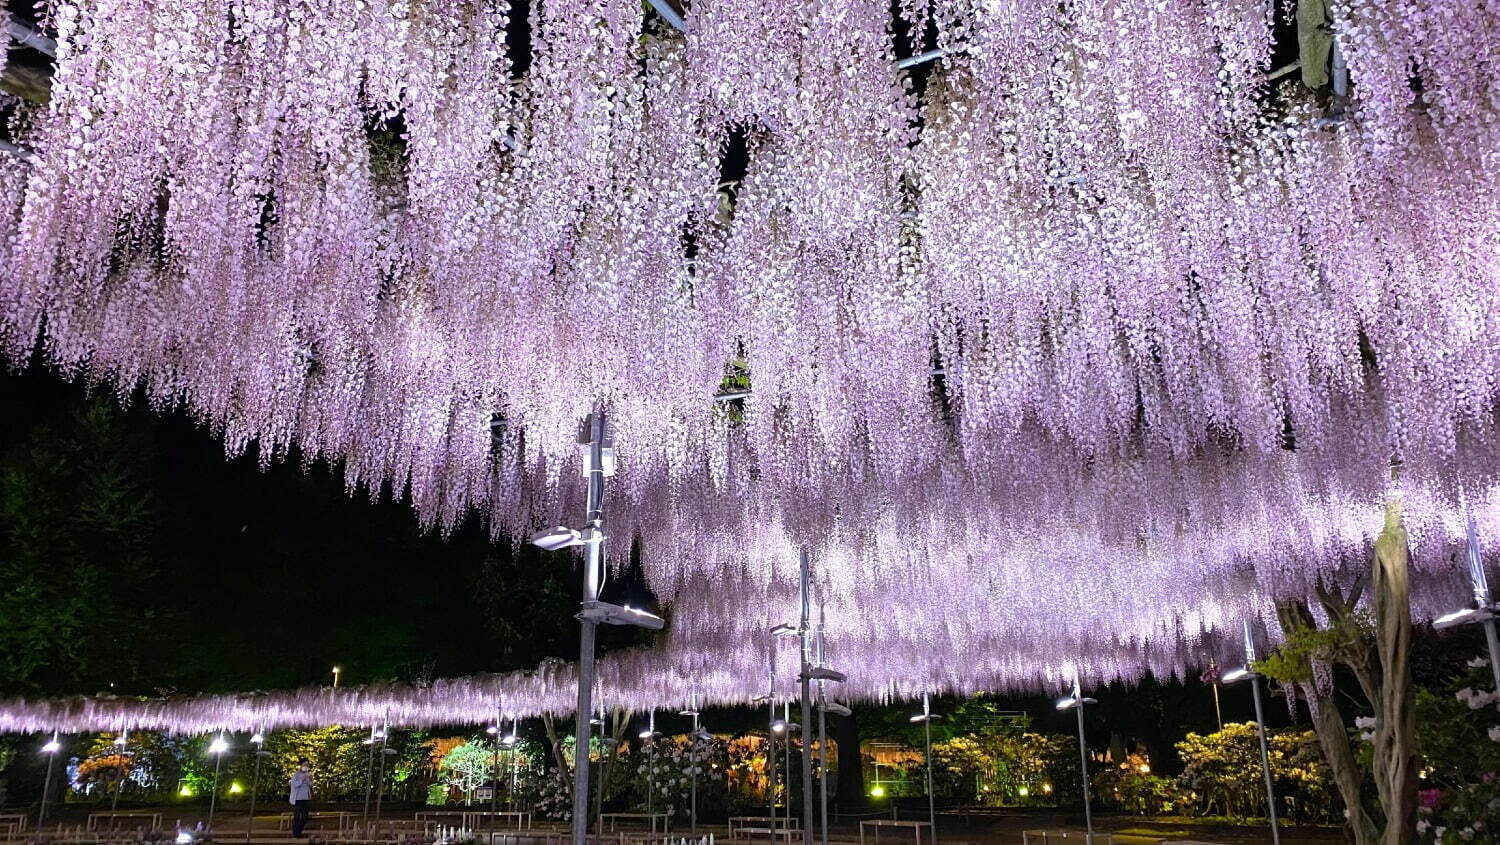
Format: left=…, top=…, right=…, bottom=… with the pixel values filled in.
left=0, top=0, right=1498, bottom=730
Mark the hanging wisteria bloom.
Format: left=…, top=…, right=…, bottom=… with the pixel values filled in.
left=0, top=0, right=1497, bottom=718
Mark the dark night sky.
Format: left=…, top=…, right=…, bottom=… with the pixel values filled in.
left=0, top=363, right=658, bottom=698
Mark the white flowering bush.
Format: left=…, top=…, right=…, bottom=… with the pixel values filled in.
left=1407, top=657, right=1500, bottom=844
left=628, top=734, right=729, bottom=821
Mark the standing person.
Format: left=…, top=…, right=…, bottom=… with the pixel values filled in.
left=289, top=758, right=313, bottom=837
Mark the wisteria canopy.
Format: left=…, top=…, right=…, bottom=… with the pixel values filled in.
left=0, top=0, right=1497, bottom=733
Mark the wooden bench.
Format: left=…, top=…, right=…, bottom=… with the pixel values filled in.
left=277, top=810, right=353, bottom=834
left=1021, top=832, right=1117, bottom=845
left=87, top=811, right=163, bottom=831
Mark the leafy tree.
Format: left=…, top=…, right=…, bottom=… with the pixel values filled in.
left=0, top=396, right=164, bottom=694
left=439, top=740, right=497, bottom=802
left=263, top=727, right=376, bottom=800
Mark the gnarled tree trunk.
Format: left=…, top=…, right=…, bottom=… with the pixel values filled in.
left=1277, top=600, right=1380, bottom=845
left=1371, top=500, right=1417, bottom=845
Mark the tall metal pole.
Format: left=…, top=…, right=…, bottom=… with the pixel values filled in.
left=509, top=718, right=520, bottom=812
left=501, top=708, right=513, bottom=822
left=111, top=731, right=126, bottom=814
left=362, top=725, right=377, bottom=822
left=816, top=625, right=829, bottom=845
left=38, top=734, right=59, bottom=825
left=1250, top=676, right=1282, bottom=845
left=1071, top=683, right=1093, bottom=844
left=768, top=637, right=778, bottom=826
left=646, top=712, right=655, bottom=817
left=592, top=708, right=605, bottom=835
left=573, top=410, right=607, bottom=845
left=921, top=695, right=935, bottom=842
left=1464, top=510, right=1500, bottom=692
left=246, top=738, right=266, bottom=844
left=783, top=701, right=793, bottom=834
left=689, top=703, right=700, bottom=835
left=208, top=742, right=225, bottom=831
left=1211, top=683, right=1223, bottom=731
left=798, top=549, right=816, bottom=845
left=1243, top=621, right=1281, bottom=845
left=373, top=721, right=391, bottom=823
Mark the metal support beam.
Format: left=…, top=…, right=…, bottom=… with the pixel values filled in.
left=896, top=48, right=948, bottom=70
left=799, top=549, right=816, bottom=845
left=645, top=0, right=687, bottom=32
left=5, top=18, right=56, bottom=57
left=573, top=411, right=608, bottom=845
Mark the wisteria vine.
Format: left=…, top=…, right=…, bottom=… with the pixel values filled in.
left=0, top=0, right=1498, bottom=725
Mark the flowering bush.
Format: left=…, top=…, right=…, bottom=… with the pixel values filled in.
left=1175, top=723, right=1335, bottom=822
left=534, top=769, right=572, bottom=821
left=1091, top=753, right=1188, bottom=816
left=1407, top=657, right=1500, bottom=844
left=629, top=734, right=729, bottom=820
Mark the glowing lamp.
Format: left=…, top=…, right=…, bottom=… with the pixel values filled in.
left=529, top=526, right=584, bottom=551
left=870, top=786, right=885, bottom=798
left=1221, top=667, right=1252, bottom=684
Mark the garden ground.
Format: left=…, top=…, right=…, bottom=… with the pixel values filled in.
left=19, top=804, right=1344, bottom=845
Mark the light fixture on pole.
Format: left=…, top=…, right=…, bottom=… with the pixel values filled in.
left=207, top=734, right=230, bottom=831
left=529, top=411, right=660, bottom=845
left=246, top=731, right=269, bottom=844
left=39, top=731, right=61, bottom=825
left=332, top=667, right=341, bottom=688
left=1055, top=678, right=1097, bottom=844
left=1220, top=621, right=1281, bottom=845
left=910, top=694, right=940, bottom=840
left=1433, top=510, right=1500, bottom=692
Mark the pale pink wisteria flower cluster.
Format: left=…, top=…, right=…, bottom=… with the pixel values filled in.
left=0, top=0, right=1497, bottom=720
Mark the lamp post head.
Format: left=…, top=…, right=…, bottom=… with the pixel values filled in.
left=530, top=526, right=585, bottom=551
